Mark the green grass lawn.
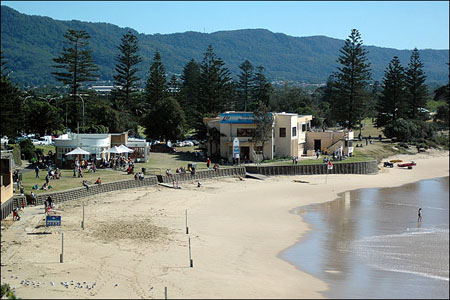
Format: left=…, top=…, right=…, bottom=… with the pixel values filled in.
left=360, top=118, right=384, bottom=138
left=18, top=168, right=134, bottom=196
left=18, top=146, right=216, bottom=195
left=35, top=145, right=56, bottom=155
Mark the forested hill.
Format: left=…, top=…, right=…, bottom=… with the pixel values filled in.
left=1, top=5, right=448, bottom=87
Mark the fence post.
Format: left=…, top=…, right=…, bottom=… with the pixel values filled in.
left=185, top=209, right=189, bottom=234
left=188, top=237, right=193, bottom=267
left=60, top=232, right=64, bottom=263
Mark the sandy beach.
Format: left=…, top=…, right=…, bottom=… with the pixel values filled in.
left=1, top=149, right=448, bottom=299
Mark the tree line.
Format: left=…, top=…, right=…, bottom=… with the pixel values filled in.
left=1, top=28, right=448, bottom=150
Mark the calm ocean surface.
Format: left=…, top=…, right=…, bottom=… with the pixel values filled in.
left=281, top=176, right=449, bottom=299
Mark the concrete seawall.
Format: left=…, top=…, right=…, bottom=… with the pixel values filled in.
left=245, top=160, right=378, bottom=176
left=158, top=167, right=247, bottom=184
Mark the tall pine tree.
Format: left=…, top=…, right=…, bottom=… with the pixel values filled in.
left=52, top=29, right=98, bottom=130
left=112, top=31, right=142, bottom=135
left=250, top=65, right=273, bottom=110
left=144, top=50, right=167, bottom=109
left=142, top=52, right=185, bottom=140
left=237, top=60, right=254, bottom=111
left=0, top=52, right=23, bottom=139
left=113, top=31, right=142, bottom=110
left=330, top=29, right=371, bottom=129
left=180, top=59, right=201, bottom=128
left=198, top=45, right=234, bottom=115
left=405, top=48, right=428, bottom=120
left=376, top=56, right=408, bottom=127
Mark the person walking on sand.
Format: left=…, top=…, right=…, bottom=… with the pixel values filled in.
left=418, top=208, right=422, bottom=222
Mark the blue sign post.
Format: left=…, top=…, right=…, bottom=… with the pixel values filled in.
left=46, top=215, right=61, bottom=226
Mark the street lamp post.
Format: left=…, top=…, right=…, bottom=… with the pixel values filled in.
left=22, top=95, right=33, bottom=103
left=39, top=95, right=63, bottom=105
left=69, top=94, right=86, bottom=131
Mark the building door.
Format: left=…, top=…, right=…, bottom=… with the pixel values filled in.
left=240, top=146, right=250, bottom=162
left=314, top=139, right=322, bottom=151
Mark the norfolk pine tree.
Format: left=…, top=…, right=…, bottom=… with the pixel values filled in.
left=331, top=29, right=371, bottom=129
left=198, top=45, right=234, bottom=115
left=52, top=29, right=98, bottom=130
left=142, top=51, right=185, bottom=140
left=113, top=31, right=142, bottom=112
left=144, top=50, right=167, bottom=109
left=250, top=65, right=273, bottom=110
left=237, top=60, right=255, bottom=111
left=376, top=56, right=408, bottom=127
left=180, top=59, right=201, bottom=129
left=0, top=52, right=23, bottom=139
left=405, top=48, right=428, bottom=120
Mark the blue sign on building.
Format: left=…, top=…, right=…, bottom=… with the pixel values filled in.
left=220, top=112, right=255, bottom=124
left=46, top=215, right=61, bottom=226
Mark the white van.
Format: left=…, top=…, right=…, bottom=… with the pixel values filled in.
left=38, top=136, right=53, bottom=145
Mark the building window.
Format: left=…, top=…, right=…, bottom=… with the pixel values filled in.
left=292, top=127, right=297, bottom=137
left=273, top=145, right=276, bottom=153
left=279, top=128, right=286, bottom=137
left=237, top=128, right=255, bottom=137
left=301, top=124, right=306, bottom=132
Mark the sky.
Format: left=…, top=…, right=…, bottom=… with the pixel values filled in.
left=3, top=1, right=449, bottom=50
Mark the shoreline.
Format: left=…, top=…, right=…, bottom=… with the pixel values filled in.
left=275, top=149, right=449, bottom=298
left=1, top=149, right=448, bottom=299
left=279, top=174, right=449, bottom=298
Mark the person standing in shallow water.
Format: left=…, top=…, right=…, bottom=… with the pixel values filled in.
left=418, top=208, right=422, bottom=222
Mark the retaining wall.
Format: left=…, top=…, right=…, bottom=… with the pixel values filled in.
left=245, top=160, right=378, bottom=176
left=34, top=167, right=246, bottom=206
left=33, top=176, right=159, bottom=206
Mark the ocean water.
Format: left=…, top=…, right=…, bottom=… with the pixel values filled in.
left=281, top=177, right=449, bottom=299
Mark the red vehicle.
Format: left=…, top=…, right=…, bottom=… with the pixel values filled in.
left=397, top=161, right=416, bottom=169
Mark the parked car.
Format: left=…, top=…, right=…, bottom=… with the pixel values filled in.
left=151, top=143, right=177, bottom=153
left=174, top=140, right=185, bottom=147
left=183, top=140, right=194, bottom=147
left=31, top=138, right=41, bottom=145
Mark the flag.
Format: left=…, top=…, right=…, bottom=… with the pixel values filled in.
left=328, top=160, right=333, bottom=170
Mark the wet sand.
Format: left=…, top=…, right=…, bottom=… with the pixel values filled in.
left=1, top=149, right=448, bottom=299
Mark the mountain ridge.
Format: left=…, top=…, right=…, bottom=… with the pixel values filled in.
left=1, top=5, right=448, bottom=87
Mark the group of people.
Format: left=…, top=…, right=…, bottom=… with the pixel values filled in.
left=134, top=172, right=145, bottom=181
left=44, top=196, right=53, bottom=212
left=98, top=156, right=134, bottom=171
left=81, top=177, right=101, bottom=191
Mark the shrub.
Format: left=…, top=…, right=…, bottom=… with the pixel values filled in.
left=1, top=283, right=18, bottom=299
left=434, top=104, right=449, bottom=125
left=398, top=142, right=409, bottom=149
left=11, top=145, right=22, bottom=166
left=19, top=139, right=36, bottom=160
left=383, top=119, right=437, bottom=143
